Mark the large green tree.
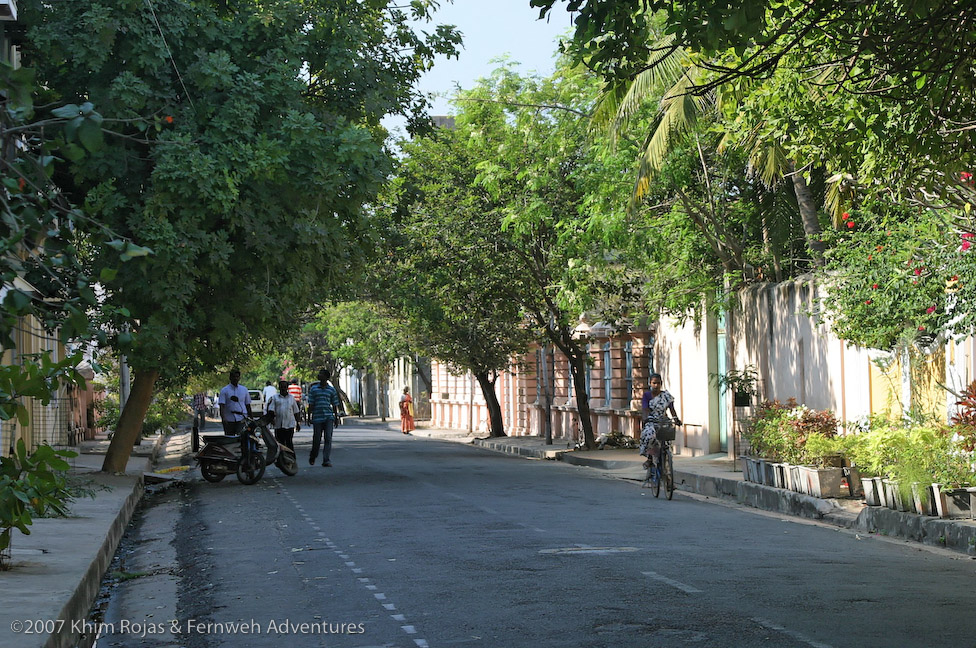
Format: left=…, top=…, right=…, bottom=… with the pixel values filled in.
left=21, top=0, right=459, bottom=471
left=375, top=127, right=538, bottom=436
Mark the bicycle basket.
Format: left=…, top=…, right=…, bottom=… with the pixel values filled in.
left=655, top=422, right=676, bottom=442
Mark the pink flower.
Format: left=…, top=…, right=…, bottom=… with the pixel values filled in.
left=963, top=233, right=974, bottom=239
left=865, top=299, right=872, bottom=305
left=914, top=268, right=922, bottom=275
left=872, top=283, right=879, bottom=289
left=847, top=221, right=856, bottom=229
left=926, top=306, right=936, bottom=314
left=919, top=325, right=926, bottom=331
left=842, top=212, right=850, bottom=221
left=963, top=241, right=972, bottom=252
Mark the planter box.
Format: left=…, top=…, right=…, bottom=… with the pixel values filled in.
left=771, top=463, right=788, bottom=489
left=739, top=457, right=756, bottom=482
left=789, top=465, right=806, bottom=494
left=931, top=484, right=949, bottom=518
left=911, top=483, right=935, bottom=516
left=844, top=466, right=863, bottom=498
left=798, top=466, right=845, bottom=498
left=884, top=479, right=910, bottom=512
left=761, top=460, right=776, bottom=487
left=944, top=488, right=972, bottom=518
left=862, top=476, right=883, bottom=506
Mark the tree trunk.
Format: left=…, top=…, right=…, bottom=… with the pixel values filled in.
left=101, top=368, right=159, bottom=473
left=790, top=165, right=825, bottom=266
left=475, top=371, right=506, bottom=437
left=569, top=352, right=596, bottom=449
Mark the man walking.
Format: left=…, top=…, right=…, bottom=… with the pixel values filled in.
left=308, top=369, right=341, bottom=467
left=262, top=380, right=278, bottom=413
left=217, top=368, right=251, bottom=437
left=267, top=380, right=300, bottom=451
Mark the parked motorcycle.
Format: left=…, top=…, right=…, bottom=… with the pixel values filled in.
left=196, top=397, right=299, bottom=484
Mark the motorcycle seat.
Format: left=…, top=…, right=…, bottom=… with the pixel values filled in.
left=202, top=435, right=240, bottom=445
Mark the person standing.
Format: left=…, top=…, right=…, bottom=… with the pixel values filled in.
left=262, top=380, right=278, bottom=413
left=307, top=369, right=341, bottom=467
left=191, top=391, right=209, bottom=452
left=288, top=378, right=304, bottom=422
left=399, top=386, right=415, bottom=435
left=218, top=368, right=251, bottom=437
left=267, top=380, right=300, bottom=451
left=639, top=373, right=680, bottom=469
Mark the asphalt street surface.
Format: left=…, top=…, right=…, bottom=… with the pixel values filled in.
left=93, top=423, right=976, bottom=648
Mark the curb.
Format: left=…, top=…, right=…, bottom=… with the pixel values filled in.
left=49, top=474, right=144, bottom=648
left=473, top=439, right=566, bottom=460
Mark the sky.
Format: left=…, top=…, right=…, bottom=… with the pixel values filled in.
left=418, top=0, right=574, bottom=115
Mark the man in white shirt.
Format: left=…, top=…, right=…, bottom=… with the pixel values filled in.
left=267, top=380, right=301, bottom=450
left=262, top=380, right=278, bottom=413
left=217, top=369, right=251, bottom=436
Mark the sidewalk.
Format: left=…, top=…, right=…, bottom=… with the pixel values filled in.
left=7, top=417, right=976, bottom=648
left=0, top=429, right=169, bottom=648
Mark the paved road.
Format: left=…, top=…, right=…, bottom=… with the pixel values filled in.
left=95, top=425, right=976, bottom=648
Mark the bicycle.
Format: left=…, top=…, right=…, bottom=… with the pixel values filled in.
left=641, top=419, right=677, bottom=500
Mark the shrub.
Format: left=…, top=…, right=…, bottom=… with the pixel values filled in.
left=746, top=399, right=838, bottom=464
left=0, top=440, right=78, bottom=569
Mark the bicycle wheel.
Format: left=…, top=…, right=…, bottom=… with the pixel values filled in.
left=651, top=461, right=661, bottom=498
left=663, top=451, right=675, bottom=500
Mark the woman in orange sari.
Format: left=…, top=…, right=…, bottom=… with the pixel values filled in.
left=399, top=386, right=415, bottom=434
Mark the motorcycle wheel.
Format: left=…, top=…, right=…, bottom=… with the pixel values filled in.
left=277, top=452, right=299, bottom=476
left=200, top=461, right=226, bottom=483
left=236, top=451, right=266, bottom=485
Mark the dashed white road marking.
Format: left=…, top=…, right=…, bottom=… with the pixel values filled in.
left=641, top=570, right=702, bottom=594
left=276, top=480, right=430, bottom=647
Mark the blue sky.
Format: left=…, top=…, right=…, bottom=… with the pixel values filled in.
left=413, top=0, right=573, bottom=115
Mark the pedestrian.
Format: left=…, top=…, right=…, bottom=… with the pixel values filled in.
left=288, top=378, right=304, bottom=421
left=267, top=380, right=300, bottom=451
left=217, top=368, right=251, bottom=437
left=262, top=380, right=278, bottom=413
left=399, top=386, right=415, bottom=435
left=639, top=373, right=681, bottom=469
left=307, top=369, right=341, bottom=467
left=191, top=391, right=209, bottom=452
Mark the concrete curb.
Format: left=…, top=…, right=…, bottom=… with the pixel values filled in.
left=48, top=474, right=145, bottom=648
left=473, top=439, right=566, bottom=460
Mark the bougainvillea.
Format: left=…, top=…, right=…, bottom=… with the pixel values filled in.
left=821, top=200, right=973, bottom=350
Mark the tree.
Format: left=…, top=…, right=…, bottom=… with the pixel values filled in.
left=20, top=0, right=459, bottom=471
left=315, top=302, right=411, bottom=421
left=0, top=62, right=145, bottom=432
left=375, top=127, right=538, bottom=437
left=421, top=62, right=639, bottom=448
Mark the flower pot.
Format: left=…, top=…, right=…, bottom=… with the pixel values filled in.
left=862, top=476, right=883, bottom=506
left=771, top=463, right=787, bottom=489
left=844, top=466, right=863, bottom=498
left=883, top=479, right=907, bottom=511
left=931, top=484, right=949, bottom=519
left=911, top=483, right=934, bottom=516
left=944, top=488, right=971, bottom=518
left=789, top=465, right=805, bottom=494
left=799, top=466, right=845, bottom=498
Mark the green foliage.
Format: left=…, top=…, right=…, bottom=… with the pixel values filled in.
left=0, top=440, right=78, bottom=566
left=20, top=0, right=460, bottom=382
left=820, top=201, right=969, bottom=350
left=745, top=399, right=838, bottom=464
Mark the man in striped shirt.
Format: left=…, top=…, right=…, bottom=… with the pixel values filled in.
left=307, top=369, right=342, bottom=467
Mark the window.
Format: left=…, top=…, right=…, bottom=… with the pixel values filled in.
left=625, top=341, right=633, bottom=403
left=603, top=342, right=612, bottom=407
